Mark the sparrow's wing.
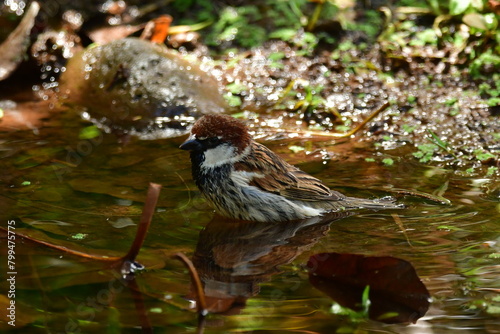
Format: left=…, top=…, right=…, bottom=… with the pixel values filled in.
left=234, top=142, right=345, bottom=202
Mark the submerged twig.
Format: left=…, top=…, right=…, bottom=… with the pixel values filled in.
left=391, top=213, right=413, bottom=248
left=0, top=226, right=121, bottom=261
left=325, top=101, right=390, bottom=138
left=122, top=183, right=162, bottom=264
left=280, top=101, right=391, bottom=138
left=175, top=171, right=193, bottom=211
left=0, top=183, right=162, bottom=266
left=173, top=253, right=208, bottom=316
left=127, top=274, right=154, bottom=334
left=393, top=188, right=451, bottom=205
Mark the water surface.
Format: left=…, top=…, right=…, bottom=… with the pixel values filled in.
left=1, top=101, right=499, bottom=333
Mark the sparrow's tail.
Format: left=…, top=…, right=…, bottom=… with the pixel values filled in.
left=341, top=195, right=405, bottom=211
left=306, top=195, right=404, bottom=212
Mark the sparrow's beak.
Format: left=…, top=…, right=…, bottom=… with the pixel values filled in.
left=179, top=137, right=201, bottom=151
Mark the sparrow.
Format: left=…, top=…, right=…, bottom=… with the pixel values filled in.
left=180, top=114, right=403, bottom=222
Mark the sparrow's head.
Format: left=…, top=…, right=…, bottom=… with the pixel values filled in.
left=180, top=114, right=252, bottom=164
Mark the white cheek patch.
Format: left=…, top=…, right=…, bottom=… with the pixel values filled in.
left=202, top=144, right=251, bottom=169
left=202, top=144, right=237, bottom=168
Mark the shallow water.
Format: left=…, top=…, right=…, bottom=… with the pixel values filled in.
left=1, top=100, right=499, bottom=333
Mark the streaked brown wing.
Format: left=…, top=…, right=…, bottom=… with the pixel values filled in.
left=234, top=142, right=345, bottom=202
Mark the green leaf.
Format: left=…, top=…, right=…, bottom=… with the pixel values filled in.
left=149, top=307, right=163, bottom=313
left=427, top=0, right=442, bottom=14
left=483, top=13, right=498, bottom=31
left=413, top=151, right=424, bottom=158
left=361, top=285, right=371, bottom=312
left=79, top=125, right=101, bottom=140
left=269, top=28, right=297, bottom=41
left=335, top=125, right=351, bottom=132
left=474, top=150, right=495, bottom=161
left=413, top=143, right=438, bottom=163
left=427, top=130, right=449, bottom=152
left=289, top=145, right=305, bottom=153
left=269, top=61, right=285, bottom=70
left=71, top=233, right=88, bottom=240
left=449, top=0, right=471, bottom=15
left=269, top=52, right=285, bottom=61
left=444, top=97, right=458, bottom=106
left=382, top=135, right=392, bottom=141
left=409, top=29, right=438, bottom=46
left=226, top=82, right=247, bottom=94
left=402, top=124, right=417, bottom=133
left=487, top=97, right=500, bottom=106
left=486, top=166, right=498, bottom=176
left=382, top=158, right=394, bottom=166
left=224, top=94, right=242, bottom=107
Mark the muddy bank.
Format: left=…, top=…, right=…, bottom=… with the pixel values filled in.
left=201, top=39, right=499, bottom=175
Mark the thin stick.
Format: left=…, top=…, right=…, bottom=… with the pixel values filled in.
left=306, top=0, right=325, bottom=32
left=311, top=101, right=391, bottom=138
left=0, top=226, right=121, bottom=261
left=122, top=183, right=162, bottom=263
left=391, top=213, right=413, bottom=248
left=0, top=183, right=162, bottom=264
left=269, top=101, right=391, bottom=139
left=393, top=188, right=451, bottom=205
left=173, top=253, right=208, bottom=315
left=128, top=274, right=154, bottom=333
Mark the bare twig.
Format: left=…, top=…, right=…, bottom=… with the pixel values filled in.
left=0, top=183, right=162, bottom=266
left=122, top=183, right=162, bottom=264
left=271, top=101, right=391, bottom=139
left=312, top=101, right=391, bottom=138
left=391, top=213, right=413, bottom=248
left=393, top=188, right=451, bottom=205
left=173, top=252, right=208, bottom=316
left=0, top=226, right=121, bottom=261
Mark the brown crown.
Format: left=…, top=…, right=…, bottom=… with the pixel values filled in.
left=191, top=114, right=251, bottom=152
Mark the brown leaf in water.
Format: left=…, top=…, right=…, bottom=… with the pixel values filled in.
left=307, top=252, right=430, bottom=324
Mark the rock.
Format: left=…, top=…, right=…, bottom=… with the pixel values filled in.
left=0, top=2, right=40, bottom=81
left=59, top=38, right=228, bottom=138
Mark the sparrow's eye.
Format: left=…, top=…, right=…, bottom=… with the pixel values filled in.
left=198, top=136, right=221, bottom=149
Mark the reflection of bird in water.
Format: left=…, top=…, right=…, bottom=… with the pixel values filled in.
left=188, top=211, right=430, bottom=324
left=189, top=212, right=352, bottom=314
